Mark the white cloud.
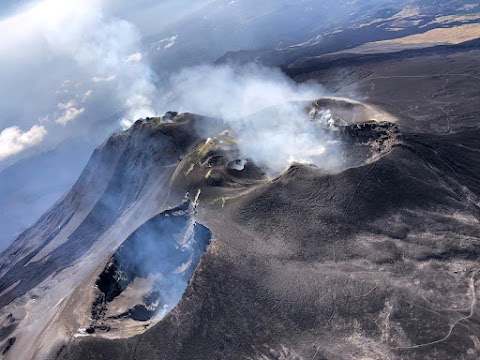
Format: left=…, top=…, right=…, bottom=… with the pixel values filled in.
left=54, top=100, right=85, bottom=126
left=38, top=115, right=50, bottom=123
left=0, top=125, right=47, bottom=161
left=56, top=107, right=85, bottom=126
left=152, top=35, right=178, bottom=50
left=58, top=100, right=76, bottom=110
left=92, top=75, right=117, bottom=83
left=126, top=52, right=143, bottom=62
left=82, top=89, right=93, bottom=101
left=163, top=35, right=177, bottom=49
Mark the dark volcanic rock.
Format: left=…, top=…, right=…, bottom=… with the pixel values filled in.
left=2, top=33, right=480, bottom=360
left=0, top=337, right=15, bottom=355
left=56, top=98, right=480, bottom=360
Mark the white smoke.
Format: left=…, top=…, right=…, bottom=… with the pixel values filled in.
left=2, top=0, right=156, bottom=132
left=37, top=0, right=156, bottom=129
left=166, top=64, right=340, bottom=174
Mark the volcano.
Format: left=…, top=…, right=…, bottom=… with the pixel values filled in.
left=1, top=36, right=480, bottom=360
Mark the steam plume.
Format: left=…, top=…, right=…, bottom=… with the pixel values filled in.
left=32, top=0, right=156, bottom=129
left=166, top=64, right=340, bottom=174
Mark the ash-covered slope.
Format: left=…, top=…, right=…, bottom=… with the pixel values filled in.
left=0, top=114, right=215, bottom=359
left=54, top=124, right=480, bottom=360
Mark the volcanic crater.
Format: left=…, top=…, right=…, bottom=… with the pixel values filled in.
left=71, top=97, right=401, bottom=341
left=84, top=202, right=211, bottom=338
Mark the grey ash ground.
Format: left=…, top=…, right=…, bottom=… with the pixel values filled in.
left=58, top=49, right=480, bottom=360
left=1, top=14, right=480, bottom=360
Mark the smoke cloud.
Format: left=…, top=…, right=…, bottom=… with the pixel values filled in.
left=0, top=0, right=158, bottom=159
left=166, top=64, right=340, bottom=174
left=109, top=205, right=211, bottom=322
left=35, top=0, right=157, bottom=129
